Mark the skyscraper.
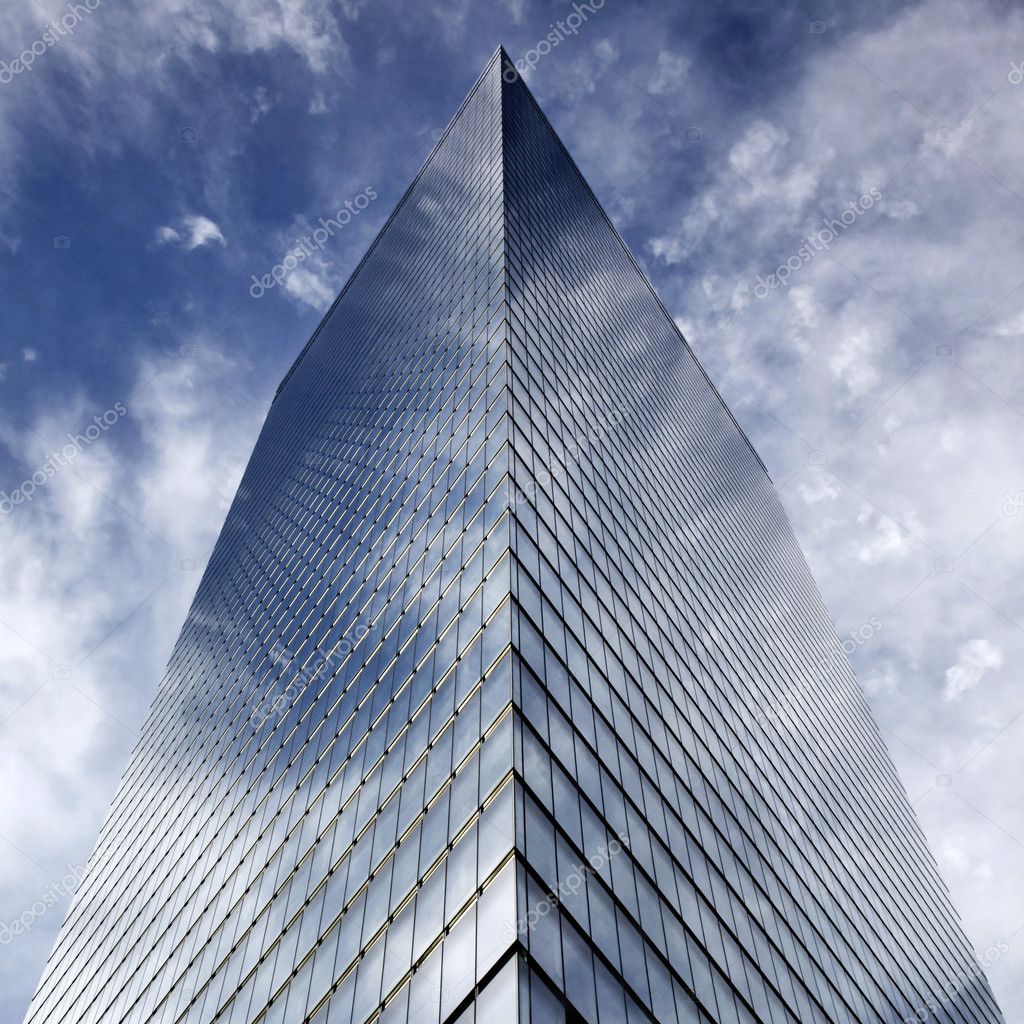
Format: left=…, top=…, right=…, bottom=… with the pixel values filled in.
left=26, top=46, right=1003, bottom=1024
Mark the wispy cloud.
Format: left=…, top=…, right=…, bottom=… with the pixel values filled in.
left=0, top=346, right=261, bottom=1018
left=588, top=0, right=1024, bottom=1010
left=944, top=638, right=1003, bottom=702
left=155, top=214, right=226, bottom=251
left=2, top=0, right=1022, bottom=1018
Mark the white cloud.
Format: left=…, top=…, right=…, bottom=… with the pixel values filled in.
left=855, top=507, right=925, bottom=564
left=828, top=330, right=882, bottom=398
left=257, top=202, right=376, bottom=310
left=647, top=50, right=688, bottom=95
left=3, top=0, right=1024, bottom=1017
left=649, top=234, right=685, bottom=266
left=501, top=0, right=525, bottom=23
left=993, top=311, right=1024, bottom=337
left=0, top=344, right=262, bottom=1017
left=0, top=0, right=353, bottom=201
left=861, top=663, right=899, bottom=697
left=727, top=120, right=827, bottom=212
left=728, top=119, right=787, bottom=179
left=879, top=196, right=920, bottom=221
left=545, top=40, right=619, bottom=104
left=430, top=0, right=470, bottom=47
left=646, top=0, right=1024, bottom=992
left=181, top=215, right=227, bottom=250
left=943, top=638, right=1003, bottom=702
left=155, top=215, right=226, bottom=250
left=938, top=838, right=971, bottom=873
left=789, top=286, right=819, bottom=328
left=939, top=425, right=964, bottom=452
left=249, top=84, right=272, bottom=123
left=283, top=263, right=338, bottom=309
left=798, top=470, right=840, bottom=505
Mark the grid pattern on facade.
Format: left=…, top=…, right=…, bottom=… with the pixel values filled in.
left=26, top=50, right=521, bottom=1024
left=499, top=59, right=1003, bottom=1024
left=24, top=47, right=1003, bottom=1024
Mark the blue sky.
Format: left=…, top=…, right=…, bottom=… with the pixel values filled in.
left=1, top=0, right=1023, bottom=1019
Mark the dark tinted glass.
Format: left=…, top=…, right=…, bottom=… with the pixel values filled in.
left=25, top=48, right=1003, bottom=1024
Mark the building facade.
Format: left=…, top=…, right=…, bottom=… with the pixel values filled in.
left=25, top=48, right=1004, bottom=1024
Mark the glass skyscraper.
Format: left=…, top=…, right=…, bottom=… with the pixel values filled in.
left=26, top=47, right=1004, bottom=1024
